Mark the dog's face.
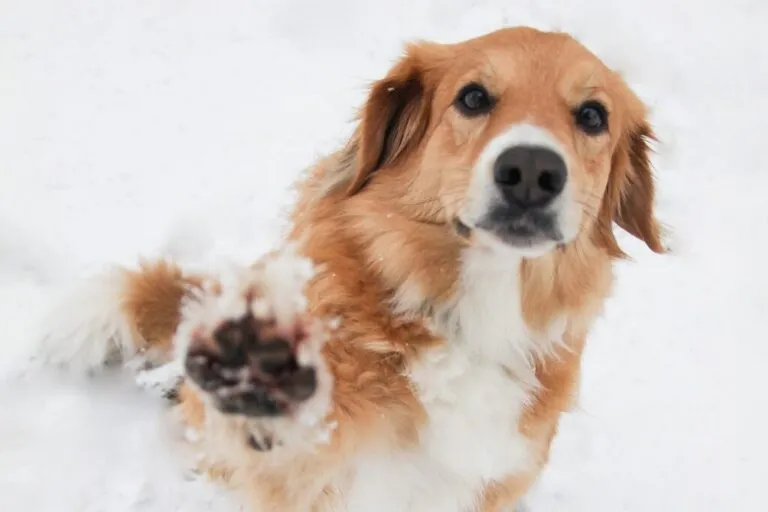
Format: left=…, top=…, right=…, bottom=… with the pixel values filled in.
left=346, top=27, right=664, bottom=258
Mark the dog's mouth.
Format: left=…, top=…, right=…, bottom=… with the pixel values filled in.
left=454, top=207, right=563, bottom=251
left=452, top=217, right=473, bottom=241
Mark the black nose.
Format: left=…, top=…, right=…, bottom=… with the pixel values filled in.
left=493, top=146, right=567, bottom=209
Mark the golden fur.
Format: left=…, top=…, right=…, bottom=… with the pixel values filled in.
left=68, top=27, right=664, bottom=511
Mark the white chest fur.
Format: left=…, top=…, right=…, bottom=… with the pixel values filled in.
left=343, top=247, right=557, bottom=511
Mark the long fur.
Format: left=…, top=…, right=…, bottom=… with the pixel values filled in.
left=38, top=27, right=665, bottom=511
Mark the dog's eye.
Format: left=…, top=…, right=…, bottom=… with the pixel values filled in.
left=574, top=101, right=608, bottom=134
left=455, top=83, right=494, bottom=116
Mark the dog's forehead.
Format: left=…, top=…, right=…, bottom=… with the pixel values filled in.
left=448, top=28, right=611, bottom=91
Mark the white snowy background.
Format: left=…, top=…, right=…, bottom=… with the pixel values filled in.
left=1, top=0, right=767, bottom=510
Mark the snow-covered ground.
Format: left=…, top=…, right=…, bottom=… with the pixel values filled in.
left=1, top=0, right=766, bottom=510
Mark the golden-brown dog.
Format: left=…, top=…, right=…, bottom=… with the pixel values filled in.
left=40, top=26, right=664, bottom=511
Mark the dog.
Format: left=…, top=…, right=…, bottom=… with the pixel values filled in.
left=38, top=26, right=665, bottom=511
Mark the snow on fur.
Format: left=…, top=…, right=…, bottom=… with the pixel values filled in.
left=1, top=1, right=766, bottom=511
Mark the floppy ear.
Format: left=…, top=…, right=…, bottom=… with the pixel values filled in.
left=598, top=121, right=666, bottom=257
left=346, top=48, right=433, bottom=195
left=616, top=123, right=665, bottom=253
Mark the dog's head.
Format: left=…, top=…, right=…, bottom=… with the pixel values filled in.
left=342, top=27, right=664, bottom=258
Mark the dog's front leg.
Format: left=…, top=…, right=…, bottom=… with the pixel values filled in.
left=172, top=246, right=423, bottom=510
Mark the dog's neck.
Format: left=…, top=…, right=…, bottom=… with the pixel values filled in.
left=368, top=211, right=614, bottom=369
left=291, top=181, right=613, bottom=375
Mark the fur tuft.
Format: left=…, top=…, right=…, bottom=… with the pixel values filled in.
left=35, top=269, right=141, bottom=372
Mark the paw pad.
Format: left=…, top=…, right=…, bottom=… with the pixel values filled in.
left=185, top=312, right=317, bottom=417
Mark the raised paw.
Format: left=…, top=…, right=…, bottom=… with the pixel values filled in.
left=184, top=312, right=317, bottom=417
left=174, top=249, right=334, bottom=451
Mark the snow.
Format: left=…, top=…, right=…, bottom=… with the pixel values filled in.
left=1, top=0, right=767, bottom=510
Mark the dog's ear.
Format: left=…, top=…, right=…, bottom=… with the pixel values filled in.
left=346, top=46, right=434, bottom=195
left=616, top=123, right=665, bottom=253
left=598, top=120, right=666, bottom=257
